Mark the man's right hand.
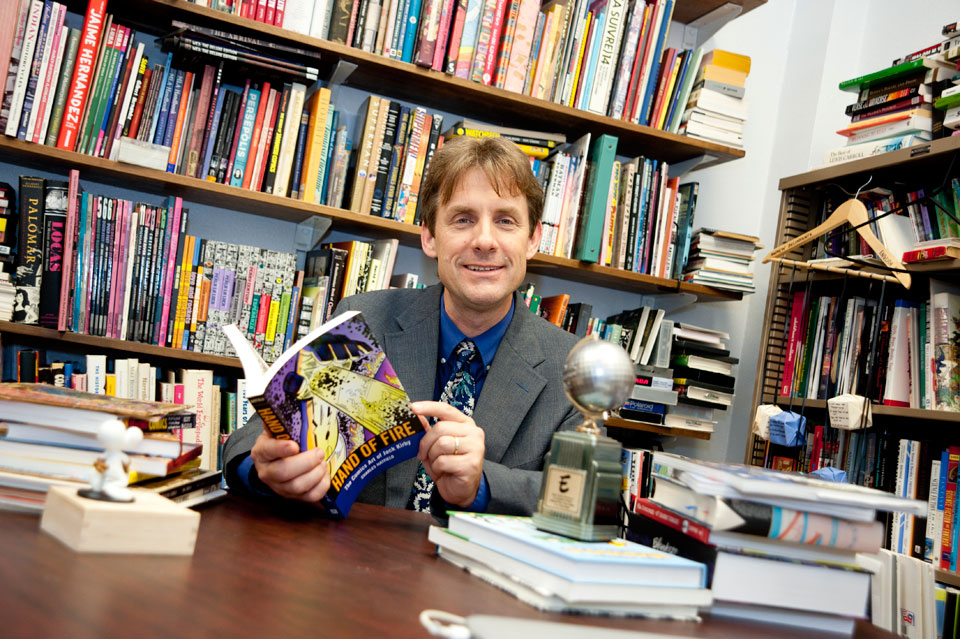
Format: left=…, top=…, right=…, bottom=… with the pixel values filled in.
left=249, top=431, right=330, bottom=503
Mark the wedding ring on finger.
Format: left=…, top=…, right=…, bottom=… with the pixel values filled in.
left=454, top=436, right=460, bottom=455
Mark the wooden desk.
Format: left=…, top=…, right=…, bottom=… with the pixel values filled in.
left=2, top=496, right=895, bottom=638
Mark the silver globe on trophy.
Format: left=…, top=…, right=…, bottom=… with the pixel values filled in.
left=532, top=334, right=634, bottom=541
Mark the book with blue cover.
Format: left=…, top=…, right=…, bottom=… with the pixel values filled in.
left=446, top=511, right=707, bottom=587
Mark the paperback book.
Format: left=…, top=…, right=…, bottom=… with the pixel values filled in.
left=223, top=311, right=423, bottom=518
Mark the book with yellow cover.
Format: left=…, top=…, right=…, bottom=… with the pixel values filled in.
left=700, top=49, right=751, bottom=74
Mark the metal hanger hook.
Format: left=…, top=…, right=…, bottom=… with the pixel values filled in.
left=854, top=175, right=873, bottom=200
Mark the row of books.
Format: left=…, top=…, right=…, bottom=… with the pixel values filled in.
left=681, top=228, right=760, bottom=294
left=200, top=0, right=749, bottom=139
left=0, top=382, right=231, bottom=513
left=348, top=95, right=445, bottom=222
left=762, top=430, right=960, bottom=588
left=780, top=278, right=960, bottom=413
left=824, top=24, right=960, bottom=166
left=536, top=131, right=700, bottom=271
left=0, top=2, right=358, bottom=206
left=296, top=239, right=402, bottom=334
left=0, top=3, right=320, bottom=164
left=7, top=172, right=407, bottom=366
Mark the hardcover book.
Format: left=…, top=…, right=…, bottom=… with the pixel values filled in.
left=223, top=311, right=424, bottom=518
left=446, top=511, right=707, bottom=587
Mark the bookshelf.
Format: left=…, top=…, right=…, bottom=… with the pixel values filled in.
left=137, top=0, right=755, bottom=166
left=746, top=134, right=960, bottom=571
left=0, top=0, right=757, bottom=397
left=0, top=137, right=740, bottom=301
left=748, top=133, right=960, bottom=466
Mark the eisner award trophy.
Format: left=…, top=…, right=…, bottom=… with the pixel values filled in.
left=532, top=335, right=633, bottom=541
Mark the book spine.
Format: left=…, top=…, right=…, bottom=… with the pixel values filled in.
left=7, top=0, right=46, bottom=140
left=57, top=169, right=80, bottom=331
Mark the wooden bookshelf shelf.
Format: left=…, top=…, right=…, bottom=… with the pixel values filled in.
left=606, top=416, right=713, bottom=440
left=937, top=568, right=960, bottom=588
left=773, top=397, right=960, bottom=424
left=131, top=0, right=748, bottom=166
left=0, top=137, right=741, bottom=301
left=779, top=136, right=960, bottom=191
left=0, top=322, right=242, bottom=371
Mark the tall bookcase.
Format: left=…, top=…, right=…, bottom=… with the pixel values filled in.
left=746, top=134, right=960, bottom=586
left=0, top=0, right=761, bottom=433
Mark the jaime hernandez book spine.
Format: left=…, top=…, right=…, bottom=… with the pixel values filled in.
left=223, top=311, right=424, bottom=518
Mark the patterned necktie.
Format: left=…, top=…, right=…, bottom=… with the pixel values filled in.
left=408, top=339, right=479, bottom=512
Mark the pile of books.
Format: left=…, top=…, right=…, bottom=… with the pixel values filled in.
left=607, top=319, right=735, bottom=437
left=0, top=383, right=220, bottom=513
left=429, top=511, right=711, bottom=618
left=682, top=229, right=761, bottom=293
left=626, top=452, right=927, bottom=636
left=679, top=50, right=751, bottom=149
left=827, top=30, right=958, bottom=166
left=668, top=322, right=736, bottom=432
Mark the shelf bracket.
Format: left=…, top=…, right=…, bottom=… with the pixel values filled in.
left=294, top=216, right=333, bottom=252
left=681, top=2, right=744, bottom=49
left=668, top=154, right=720, bottom=177
left=327, top=59, right=358, bottom=94
left=637, top=292, right=696, bottom=314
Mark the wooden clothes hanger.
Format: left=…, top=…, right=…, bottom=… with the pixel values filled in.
left=763, top=197, right=912, bottom=289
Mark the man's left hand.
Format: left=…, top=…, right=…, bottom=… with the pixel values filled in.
left=411, top=401, right=484, bottom=508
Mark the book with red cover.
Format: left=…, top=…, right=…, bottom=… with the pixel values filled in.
left=57, top=0, right=108, bottom=151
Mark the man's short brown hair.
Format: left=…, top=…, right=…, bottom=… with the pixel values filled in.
left=418, top=135, right=544, bottom=236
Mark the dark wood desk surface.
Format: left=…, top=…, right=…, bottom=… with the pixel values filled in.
left=2, top=496, right=895, bottom=638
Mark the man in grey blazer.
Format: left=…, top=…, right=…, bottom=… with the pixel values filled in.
left=222, top=136, right=581, bottom=516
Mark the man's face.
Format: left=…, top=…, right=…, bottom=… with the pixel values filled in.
left=422, top=167, right=541, bottom=325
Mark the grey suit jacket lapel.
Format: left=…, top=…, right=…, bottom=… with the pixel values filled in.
left=473, top=293, right=547, bottom=463
left=381, top=285, right=442, bottom=507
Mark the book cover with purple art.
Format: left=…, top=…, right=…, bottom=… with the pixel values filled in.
left=223, top=311, right=423, bottom=518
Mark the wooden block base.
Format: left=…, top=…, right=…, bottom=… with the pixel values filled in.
left=40, top=486, right=200, bottom=555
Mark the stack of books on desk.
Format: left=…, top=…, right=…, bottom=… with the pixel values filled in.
left=624, top=452, right=928, bottom=636
left=429, top=512, right=710, bottom=619
left=682, top=229, right=761, bottom=293
left=0, top=383, right=204, bottom=512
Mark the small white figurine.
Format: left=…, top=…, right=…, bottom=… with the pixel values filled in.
left=78, top=420, right=144, bottom=503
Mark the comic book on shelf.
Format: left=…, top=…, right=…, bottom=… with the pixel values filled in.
left=223, top=310, right=423, bottom=518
